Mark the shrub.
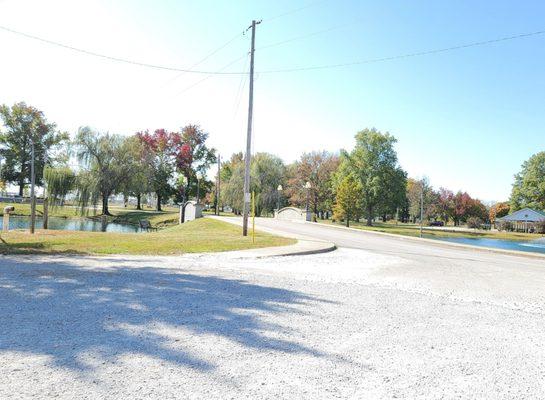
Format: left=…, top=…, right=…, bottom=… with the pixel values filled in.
left=497, top=221, right=514, bottom=232
left=534, top=221, right=545, bottom=234
left=466, top=216, right=483, bottom=229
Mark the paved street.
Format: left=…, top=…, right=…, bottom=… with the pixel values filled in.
left=2, top=220, right=545, bottom=399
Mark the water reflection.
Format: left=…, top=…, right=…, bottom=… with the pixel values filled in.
left=1, top=216, right=142, bottom=233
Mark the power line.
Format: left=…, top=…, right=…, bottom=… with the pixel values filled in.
left=257, top=29, right=545, bottom=74
left=263, top=0, right=328, bottom=22
left=174, top=54, right=248, bottom=96
left=257, top=23, right=346, bottom=51
left=2, top=24, right=544, bottom=75
left=0, top=24, right=245, bottom=75
left=162, top=30, right=245, bottom=86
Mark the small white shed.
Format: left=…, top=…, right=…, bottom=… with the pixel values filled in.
left=181, top=201, right=203, bottom=223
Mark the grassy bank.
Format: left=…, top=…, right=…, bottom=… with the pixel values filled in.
left=0, top=218, right=295, bottom=255
left=319, top=219, right=542, bottom=241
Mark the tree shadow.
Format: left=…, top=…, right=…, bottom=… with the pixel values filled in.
left=0, top=256, right=328, bottom=373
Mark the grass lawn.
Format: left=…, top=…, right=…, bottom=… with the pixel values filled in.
left=319, top=219, right=543, bottom=241
left=0, top=218, right=295, bottom=255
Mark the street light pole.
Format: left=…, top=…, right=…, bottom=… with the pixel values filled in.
left=196, top=175, right=201, bottom=204
left=420, top=184, right=424, bottom=238
left=30, top=140, right=36, bottom=234
left=216, top=154, right=221, bottom=216
left=43, top=152, right=49, bottom=229
left=276, top=184, right=283, bottom=211
left=305, top=181, right=311, bottom=212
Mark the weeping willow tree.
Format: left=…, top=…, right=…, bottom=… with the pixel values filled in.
left=44, top=166, right=76, bottom=206
left=74, top=170, right=101, bottom=215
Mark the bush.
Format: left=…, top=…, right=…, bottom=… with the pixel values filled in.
left=466, top=217, right=483, bottom=229
left=534, top=221, right=545, bottom=234
left=497, top=221, right=514, bottom=232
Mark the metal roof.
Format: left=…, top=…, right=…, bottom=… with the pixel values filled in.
left=496, top=207, right=545, bottom=222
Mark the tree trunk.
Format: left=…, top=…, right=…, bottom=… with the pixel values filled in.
left=102, top=194, right=111, bottom=216
left=136, top=194, right=142, bottom=210
left=366, top=206, right=373, bottom=226
left=346, top=213, right=350, bottom=227
left=156, top=192, right=162, bottom=212
left=18, top=178, right=24, bottom=196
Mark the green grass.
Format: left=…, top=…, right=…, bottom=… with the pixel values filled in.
left=0, top=218, right=295, bottom=255
left=319, top=219, right=543, bottom=241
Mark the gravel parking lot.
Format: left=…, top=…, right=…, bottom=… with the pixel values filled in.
left=1, top=248, right=545, bottom=399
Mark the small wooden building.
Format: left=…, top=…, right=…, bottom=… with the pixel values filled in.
left=495, top=207, right=545, bottom=232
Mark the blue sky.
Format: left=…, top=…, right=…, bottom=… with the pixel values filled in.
left=0, top=0, right=544, bottom=201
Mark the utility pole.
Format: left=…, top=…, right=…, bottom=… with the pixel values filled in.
left=242, top=19, right=261, bottom=236
left=216, top=154, right=220, bottom=216
left=30, top=141, right=36, bottom=234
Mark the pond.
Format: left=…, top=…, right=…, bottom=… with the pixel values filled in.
left=427, top=236, right=545, bottom=255
left=0, top=215, right=143, bottom=233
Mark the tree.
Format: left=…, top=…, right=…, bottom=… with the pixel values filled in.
left=176, top=125, right=216, bottom=202
left=44, top=166, right=76, bottom=206
left=336, top=128, right=406, bottom=226
left=74, top=127, right=134, bottom=215
left=286, top=151, right=339, bottom=218
left=137, top=129, right=181, bottom=211
left=333, top=175, right=363, bottom=227
left=510, top=152, right=545, bottom=211
left=221, top=152, right=285, bottom=216
left=489, top=202, right=510, bottom=224
left=220, top=153, right=245, bottom=214
left=436, top=188, right=455, bottom=224
left=123, top=135, right=153, bottom=210
left=0, top=102, right=67, bottom=195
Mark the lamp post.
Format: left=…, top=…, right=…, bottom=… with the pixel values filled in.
left=196, top=172, right=204, bottom=204
left=276, top=184, right=283, bottom=211
left=30, top=140, right=36, bottom=234
left=304, top=181, right=311, bottom=212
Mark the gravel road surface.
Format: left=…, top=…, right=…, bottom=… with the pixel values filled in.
left=2, top=220, right=545, bottom=399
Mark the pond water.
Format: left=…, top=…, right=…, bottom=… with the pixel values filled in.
left=0, top=215, right=143, bottom=233
left=427, top=236, right=545, bottom=255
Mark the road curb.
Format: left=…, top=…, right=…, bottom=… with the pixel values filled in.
left=207, top=215, right=336, bottom=258
left=220, top=239, right=336, bottom=259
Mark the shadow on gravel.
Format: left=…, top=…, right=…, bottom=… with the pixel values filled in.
left=0, top=257, right=325, bottom=372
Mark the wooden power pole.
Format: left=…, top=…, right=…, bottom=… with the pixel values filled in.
left=242, top=19, right=261, bottom=236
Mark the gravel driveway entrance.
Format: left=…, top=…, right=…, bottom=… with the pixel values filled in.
left=1, top=249, right=544, bottom=399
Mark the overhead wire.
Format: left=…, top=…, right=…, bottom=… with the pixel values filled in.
left=1, top=24, right=545, bottom=75
left=257, top=29, right=545, bottom=73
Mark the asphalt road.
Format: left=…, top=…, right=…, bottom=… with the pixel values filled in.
left=218, top=216, right=545, bottom=306
left=224, top=215, right=545, bottom=263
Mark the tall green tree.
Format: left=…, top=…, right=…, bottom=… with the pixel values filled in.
left=0, top=102, right=67, bottom=195
left=333, top=175, right=363, bottom=227
left=336, top=128, right=406, bottom=226
left=74, top=127, right=134, bottom=215
left=510, top=152, right=545, bottom=211
left=221, top=152, right=285, bottom=216
left=122, top=135, right=153, bottom=210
